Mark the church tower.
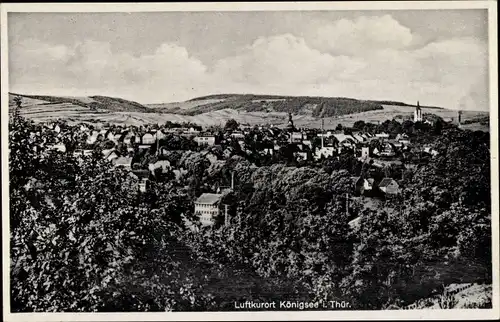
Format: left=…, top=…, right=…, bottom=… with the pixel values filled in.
left=414, top=101, right=423, bottom=122
left=287, top=112, right=295, bottom=131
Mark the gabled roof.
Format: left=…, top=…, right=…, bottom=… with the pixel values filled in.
left=353, top=134, right=365, bottom=142
left=333, top=133, right=355, bottom=143
left=104, top=149, right=120, bottom=158
left=195, top=193, right=223, bottom=205
left=113, top=156, right=132, bottom=166
left=379, top=178, right=397, bottom=188
left=132, top=169, right=150, bottom=178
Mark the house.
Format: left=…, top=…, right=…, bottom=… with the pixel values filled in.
left=333, top=133, right=356, bottom=147
left=392, top=141, right=403, bottom=149
left=148, top=160, right=171, bottom=174
left=360, top=146, right=370, bottom=159
left=353, top=134, right=365, bottom=143
left=141, top=133, right=156, bottom=145
left=138, top=178, right=149, bottom=193
left=378, top=178, right=400, bottom=195
left=73, top=149, right=94, bottom=158
left=395, top=133, right=409, bottom=141
left=223, top=147, right=234, bottom=158
left=173, top=168, right=188, bottom=181
left=399, top=139, right=411, bottom=146
left=231, top=131, right=245, bottom=139
left=155, top=130, right=166, bottom=141
left=314, top=146, right=336, bottom=160
left=201, top=151, right=218, bottom=165
left=112, top=132, right=125, bottom=142
left=104, top=149, right=120, bottom=161
left=130, top=170, right=150, bottom=192
left=348, top=216, right=362, bottom=230
left=423, top=146, right=439, bottom=157
left=380, top=143, right=396, bottom=157
left=294, top=151, right=308, bottom=162
left=290, top=132, right=303, bottom=143
left=195, top=134, right=216, bottom=146
left=375, top=132, right=390, bottom=139
left=49, top=143, right=66, bottom=153
left=112, top=156, right=132, bottom=169
left=317, top=131, right=333, bottom=138
left=194, top=193, right=223, bottom=226
left=86, top=131, right=100, bottom=144
left=352, top=177, right=374, bottom=195
left=123, top=132, right=136, bottom=145
left=263, top=148, right=274, bottom=156
left=188, top=127, right=200, bottom=134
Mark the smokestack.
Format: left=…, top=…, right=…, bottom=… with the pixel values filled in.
left=224, top=204, right=229, bottom=227
left=321, top=117, right=325, bottom=148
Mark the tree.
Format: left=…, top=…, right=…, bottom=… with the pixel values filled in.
left=224, top=119, right=239, bottom=131
left=9, top=114, right=218, bottom=312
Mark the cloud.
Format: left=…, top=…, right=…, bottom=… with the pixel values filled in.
left=309, top=15, right=416, bottom=56
left=210, top=32, right=488, bottom=109
left=10, top=40, right=209, bottom=102
left=212, top=34, right=366, bottom=88
left=9, top=15, right=490, bottom=110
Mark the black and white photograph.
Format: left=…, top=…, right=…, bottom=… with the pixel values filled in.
left=1, top=1, right=498, bottom=321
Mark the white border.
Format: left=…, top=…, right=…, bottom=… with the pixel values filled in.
left=1, top=1, right=498, bottom=321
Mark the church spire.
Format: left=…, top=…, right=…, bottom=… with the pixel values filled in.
left=414, top=101, right=422, bottom=122
left=287, top=112, right=295, bottom=130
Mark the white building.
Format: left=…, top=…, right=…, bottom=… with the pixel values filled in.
left=314, top=146, right=336, bottom=160
left=194, top=193, right=223, bottom=226
left=195, top=135, right=216, bottom=146
left=360, top=146, right=370, bottom=159
left=142, top=133, right=156, bottom=145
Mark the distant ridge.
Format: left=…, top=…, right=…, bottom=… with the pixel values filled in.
left=148, top=93, right=443, bottom=117
left=187, top=93, right=443, bottom=109
left=9, top=92, right=151, bottom=113
left=8, top=92, right=487, bottom=131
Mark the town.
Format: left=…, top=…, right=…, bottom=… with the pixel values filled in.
left=18, top=98, right=462, bottom=227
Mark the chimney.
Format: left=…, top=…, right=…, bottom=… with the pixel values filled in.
left=321, top=117, right=325, bottom=148
left=224, top=204, right=229, bottom=227
left=231, top=171, right=234, bottom=190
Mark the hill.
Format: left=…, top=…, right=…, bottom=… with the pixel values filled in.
left=147, top=93, right=388, bottom=116
left=9, top=93, right=151, bottom=113
left=9, top=93, right=488, bottom=131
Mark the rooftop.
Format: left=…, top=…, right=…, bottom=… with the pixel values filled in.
left=195, top=193, right=223, bottom=205
left=379, top=178, right=396, bottom=187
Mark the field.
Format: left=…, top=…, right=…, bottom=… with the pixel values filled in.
left=9, top=93, right=489, bottom=131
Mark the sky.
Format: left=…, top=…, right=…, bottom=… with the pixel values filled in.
left=8, top=10, right=490, bottom=110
